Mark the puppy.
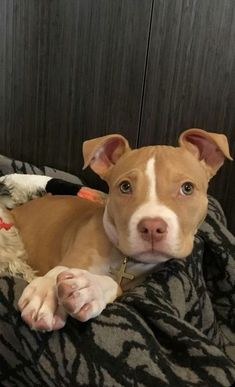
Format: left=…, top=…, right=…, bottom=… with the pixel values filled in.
left=1, top=128, right=232, bottom=331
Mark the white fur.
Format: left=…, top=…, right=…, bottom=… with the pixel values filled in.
left=0, top=174, right=51, bottom=208
left=19, top=266, right=69, bottom=330
left=128, top=157, right=180, bottom=261
left=19, top=266, right=120, bottom=329
left=0, top=206, right=36, bottom=282
left=103, top=203, right=118, bottom=245
left=0, top=174, right=51, bottom=281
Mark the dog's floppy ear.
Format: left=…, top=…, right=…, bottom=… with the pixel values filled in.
left=83, top=134, right=130, bottom=176
left=179, top=128, right=233, bottom=177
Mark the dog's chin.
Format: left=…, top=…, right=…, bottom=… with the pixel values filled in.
left=123, top=246, right=191, bottom=264
left=131, top=250, right=191, bottom=263
left=130, top=250, right=172, bottom=264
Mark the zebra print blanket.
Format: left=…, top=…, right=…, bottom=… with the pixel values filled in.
left=0, top=159, right=234, bottom=386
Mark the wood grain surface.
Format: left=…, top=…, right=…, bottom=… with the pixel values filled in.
left=0, top=0, right=152, bottom=169
left=0, top=0, right=234, bottom=232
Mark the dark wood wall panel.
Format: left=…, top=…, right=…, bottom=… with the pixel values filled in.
left=0, top=0, right=152, bottom=175
left=0, top=0, right=234, bottom=232
left=139, top=0, right=235, bottom=233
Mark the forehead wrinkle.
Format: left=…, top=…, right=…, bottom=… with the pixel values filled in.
left=154, top=150, right=207, bottom=192
left=111, top=167, right=141, bottom=186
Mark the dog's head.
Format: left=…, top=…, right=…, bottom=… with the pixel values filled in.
left=83, top=129, right=232, bottom=263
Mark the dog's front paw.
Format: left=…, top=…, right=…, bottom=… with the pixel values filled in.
left=18, top=276, right=67, bottom=331
left=57, top=269, right=121, bottom=322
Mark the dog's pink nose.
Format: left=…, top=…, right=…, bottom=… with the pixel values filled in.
left=137, top=217, right=167, bottom=242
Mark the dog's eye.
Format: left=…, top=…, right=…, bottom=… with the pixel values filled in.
left=119, top=180, right=132, bottom=194
left=180, top=182, right=194, bottom=196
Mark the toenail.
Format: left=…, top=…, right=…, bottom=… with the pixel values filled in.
left=61, top=273, right=74, bottom=280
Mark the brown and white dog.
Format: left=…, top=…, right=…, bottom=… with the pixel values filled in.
left=0, top=128, right=232, bottom=331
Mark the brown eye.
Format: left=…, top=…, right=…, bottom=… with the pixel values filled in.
left=119, top=180, right=132, bottom=194
left=180, top=182, right=194, bottom=196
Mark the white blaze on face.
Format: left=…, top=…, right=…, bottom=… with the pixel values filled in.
left=128, top=157, right=180, bottom=260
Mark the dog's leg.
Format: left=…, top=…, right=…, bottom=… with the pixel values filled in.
left=56, top=269, right=122, bottom=322
left=18, top=266, right=68, bottom=331
left=19, top=267, right=122, bottom=330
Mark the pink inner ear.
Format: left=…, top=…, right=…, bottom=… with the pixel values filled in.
left=185, top=134, right=225, bottom=168
left=104, top=138, right=125, bottom=163
left=90, top=138, right=126, bottom=174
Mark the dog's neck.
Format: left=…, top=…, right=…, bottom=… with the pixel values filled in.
left=109, top=254, right=161, bottom=291
left=103, top=202, right=166, bottom=289
left=103, top=204, right=118, bottom=246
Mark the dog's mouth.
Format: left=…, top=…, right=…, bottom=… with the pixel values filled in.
left=131, top=249, right=172, bottom=264
left=131, top=238, right=193, bottom=262
left=137, top=244, right=168, bottom=256
left=122, top=241, right=172, bottom=263
left=131, top=238, right=170, bottom=255
left=123, top=238, right=190, bottom=263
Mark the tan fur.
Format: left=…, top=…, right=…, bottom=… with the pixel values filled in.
left=100, top=146, right=209, bottom=259
left=11, top=195, right=114, bottom=276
